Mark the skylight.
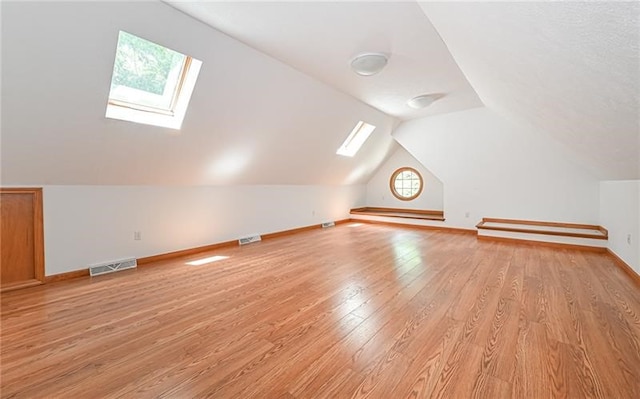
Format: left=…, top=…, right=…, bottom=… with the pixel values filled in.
left=336, top=121, right=376, bottom=157
left=106, top=31, right=202, bottom=130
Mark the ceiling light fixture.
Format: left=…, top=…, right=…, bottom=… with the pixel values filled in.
left=350, top=53, right=388, bottom=76
left=407, top=94, right=438, bottom=109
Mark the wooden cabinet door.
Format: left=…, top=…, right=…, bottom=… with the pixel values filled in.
left=0, top=188, right=44, bottom=291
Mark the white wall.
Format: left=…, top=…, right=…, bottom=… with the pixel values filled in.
left=599, top=180, right=640, bottom=273
left=365, top=146, right=443, bottom=210
left=393, top=107, right=600, bottom=228
left=1, top=1, right=396, bottom=186
left=40, top=185, right=365, bottom=276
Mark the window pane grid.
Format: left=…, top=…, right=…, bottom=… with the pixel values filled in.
left=390, top=167, right=423, bottom=201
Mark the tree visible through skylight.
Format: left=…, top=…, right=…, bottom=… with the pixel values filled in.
left=110, top=31, right=186, bottom=112
left=105, top=31, right=202, bottom=129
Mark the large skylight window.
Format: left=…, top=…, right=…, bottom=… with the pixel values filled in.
left=336, top=121, right=376, bottom=157
left=106, top=31, right=202, bottom=130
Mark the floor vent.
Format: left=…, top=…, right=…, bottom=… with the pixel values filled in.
left=89, top=258, right=137, bottom=277
left=239, top=234, right=262, bottom=246
left=321, top=221, right=336, bottom=228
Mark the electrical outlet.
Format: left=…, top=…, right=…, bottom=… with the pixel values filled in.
left=311, top=210, right=315, bottom=216
left=627, top=234, right=632, bottom=245
left=465, top=212, right=470, bottom=218
left=134, top=231, right=142, bottom=241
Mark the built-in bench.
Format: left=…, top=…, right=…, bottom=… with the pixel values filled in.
left=476, top=218, right=608, bottom=249
left=350, top=207, right=445, bottom=221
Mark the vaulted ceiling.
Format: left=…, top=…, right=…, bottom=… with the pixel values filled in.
left=1, top=1, right=397, bottom=185
left=168, top=0, right=639, bottom=180
left=165, top=1, right=483, bottom=121
left=1, top=1, right=638, bottom=186
left=420, top=1, right=639, bottom=180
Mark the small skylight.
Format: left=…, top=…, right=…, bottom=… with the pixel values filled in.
left=336, top=121, right=376, bottom=157
left=106, top=31, right=202, bottom=130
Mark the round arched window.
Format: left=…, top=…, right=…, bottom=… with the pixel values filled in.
left=390, top=167, right=423, bottom=201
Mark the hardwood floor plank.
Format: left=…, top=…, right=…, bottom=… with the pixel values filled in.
left=393, top=317, right=461, bottom=398
left=1, top=223, right=638, bottom=398
left=479, top=297, right=519, bottom=383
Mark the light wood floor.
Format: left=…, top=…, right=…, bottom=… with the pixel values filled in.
left=2, top=223, right=639, bottom=398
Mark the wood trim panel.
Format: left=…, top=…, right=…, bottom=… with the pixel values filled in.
left=0, top=187, right=45, bottom=284
left=607, top=249, right=640, bottom=286
left=351, top=207, right=443, bottom=216
left=480, top=217, right=602, bottom=231
left=476, top=219, right=607, bottom=240
left=45, top=269, right=90, bottom=283
left=477, top=235, right=607, bottom=252
left=352, top=218, right=475, bottom=234
left=350, top=207, right=445, bottom=221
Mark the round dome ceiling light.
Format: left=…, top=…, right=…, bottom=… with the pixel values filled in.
left=407, top=94, right=437, bottom=109
left=350, top=53, right=388, bottom=76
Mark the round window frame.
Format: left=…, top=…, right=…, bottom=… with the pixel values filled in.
left=390, top=167, right=424, bottom=201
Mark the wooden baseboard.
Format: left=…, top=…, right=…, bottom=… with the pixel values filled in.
left=607, top=249, right=640, bottom=286
left=351, top=218, right=475, bottom=234
left=1, top=279, right=44, bottom=292
left=261, top=219, right=350, bottom=240
left=137, top=240, right=238, bottom=266
left=44, top=219, right=353, bottom=282
left=477, top=235, right=607, bottom=252
left=44, top=269, right=90, bottom=283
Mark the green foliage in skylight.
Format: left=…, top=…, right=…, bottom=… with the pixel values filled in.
left=112, top=31, right=184, bottom=96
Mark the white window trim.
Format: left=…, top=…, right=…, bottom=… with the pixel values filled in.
left=105, top=34, right=202, bottom=130
left=336, top=121, right=376, bottom=157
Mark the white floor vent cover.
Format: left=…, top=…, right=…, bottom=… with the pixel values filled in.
left=89, top=258, right=137, bottom=276
left=239, top=234, right=262, bottom=246
left=321, top=221, right=336, bottom=228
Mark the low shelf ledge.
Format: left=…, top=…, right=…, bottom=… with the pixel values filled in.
left=476, top=218, right=607, bottom=240
left=350, top=207, right=445, bottom=221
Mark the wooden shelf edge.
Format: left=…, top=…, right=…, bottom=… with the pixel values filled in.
left=477, top=218, right=608, bottom=240
left=351, top=212, right=445, bottom=221
left=350, top=207, right=445, bottom=221
left=477, top=225, right=607, bottom=240
left=351, top=207, right=444, bottom=216
left=481, top=217, right=602, bottom=231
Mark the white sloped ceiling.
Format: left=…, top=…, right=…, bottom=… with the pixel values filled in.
left=165, top=1, right=482, bottom=122
left=3, top=1, right=637, bottom=186
left=0, top=1, right=397, bottom=186
left=419, top=1, right=640, bottom=179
